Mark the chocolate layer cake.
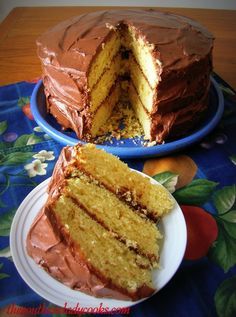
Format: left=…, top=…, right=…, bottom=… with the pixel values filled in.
left=37, top=9, right=213, bottom=143
left=27, top=144, right=174, bottom=300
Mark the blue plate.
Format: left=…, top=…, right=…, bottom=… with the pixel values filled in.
left=31, top=77, right=224, bottom=159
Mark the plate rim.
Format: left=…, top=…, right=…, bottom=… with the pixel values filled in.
left=31, top=77, right=224, bottom=159
left=10, top=172, right=186, bottom=308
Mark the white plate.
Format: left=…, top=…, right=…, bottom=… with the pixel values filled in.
left=10, top=174, right=187, bottom=309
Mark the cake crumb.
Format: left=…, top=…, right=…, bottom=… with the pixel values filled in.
left=105, top=23, right=116, bottom=30
left=147, top=141, right=157, bottom=147
left=143, top=140, right=157, bottom=147
left=95, top=101, right=144, bottom=144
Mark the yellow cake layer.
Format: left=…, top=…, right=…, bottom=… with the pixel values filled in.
left=90, top=54, right=121, bottom=112
left=66, top=176, right=161, bottom=264
left=122, top=26, right=159, bottom=89
left=129, top=83, right=152, bottom=139
left=86, top=26, right=160, bottom=137
left=54, top=195, right=153, bottom=293
left=91, top=83, right=120, bottom=137
left=88, top=31, right=121, bottom=90
left=130, top=55, right=155, bottom=113
left=74, top=145, right=174, bottom=220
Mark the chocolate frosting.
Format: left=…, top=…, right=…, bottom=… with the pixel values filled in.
left=38, top=9, right=213, bottom=74
left=26, top=208, right=131, bottom=300
left=37, top=9, right=214, bottom=141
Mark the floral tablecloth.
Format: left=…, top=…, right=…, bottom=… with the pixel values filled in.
left=0, top=74, right=236, bottom=317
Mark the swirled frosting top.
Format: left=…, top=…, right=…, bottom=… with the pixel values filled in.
left=37, top=9, right=214, bottom=75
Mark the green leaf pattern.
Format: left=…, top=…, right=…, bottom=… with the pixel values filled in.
left=153, top=171, right=178, bottom=193
left=173, top=179, right=218, bottom=205
left=230, top=155, right=236, bottom=166
left=0, top=209, right=16, bottom=236
left=207, top=185, right=236, bottom=272
left=0, top=263, right=10, bottom=280
left=209, top=219, right=236, bottom=272
left=213, top=185, right=236, bottom=214
left=17, top=97, right=30, bottom=108
left=0, top=246, right=11, bottom=259
left=0, top=152, right=35, bottom=166
left=0, top=121, right=7, bottom=135
left=215, top=276, right=236, bottom=317
left=14, top=134, right=43, bottom=147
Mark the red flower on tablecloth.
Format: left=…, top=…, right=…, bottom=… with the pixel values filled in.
left=180, top=205, right=218, bottom=260
left=17, top=97, right=33, bottom=120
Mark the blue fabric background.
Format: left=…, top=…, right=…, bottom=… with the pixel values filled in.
left=0, top=75, right=236, bottom=317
